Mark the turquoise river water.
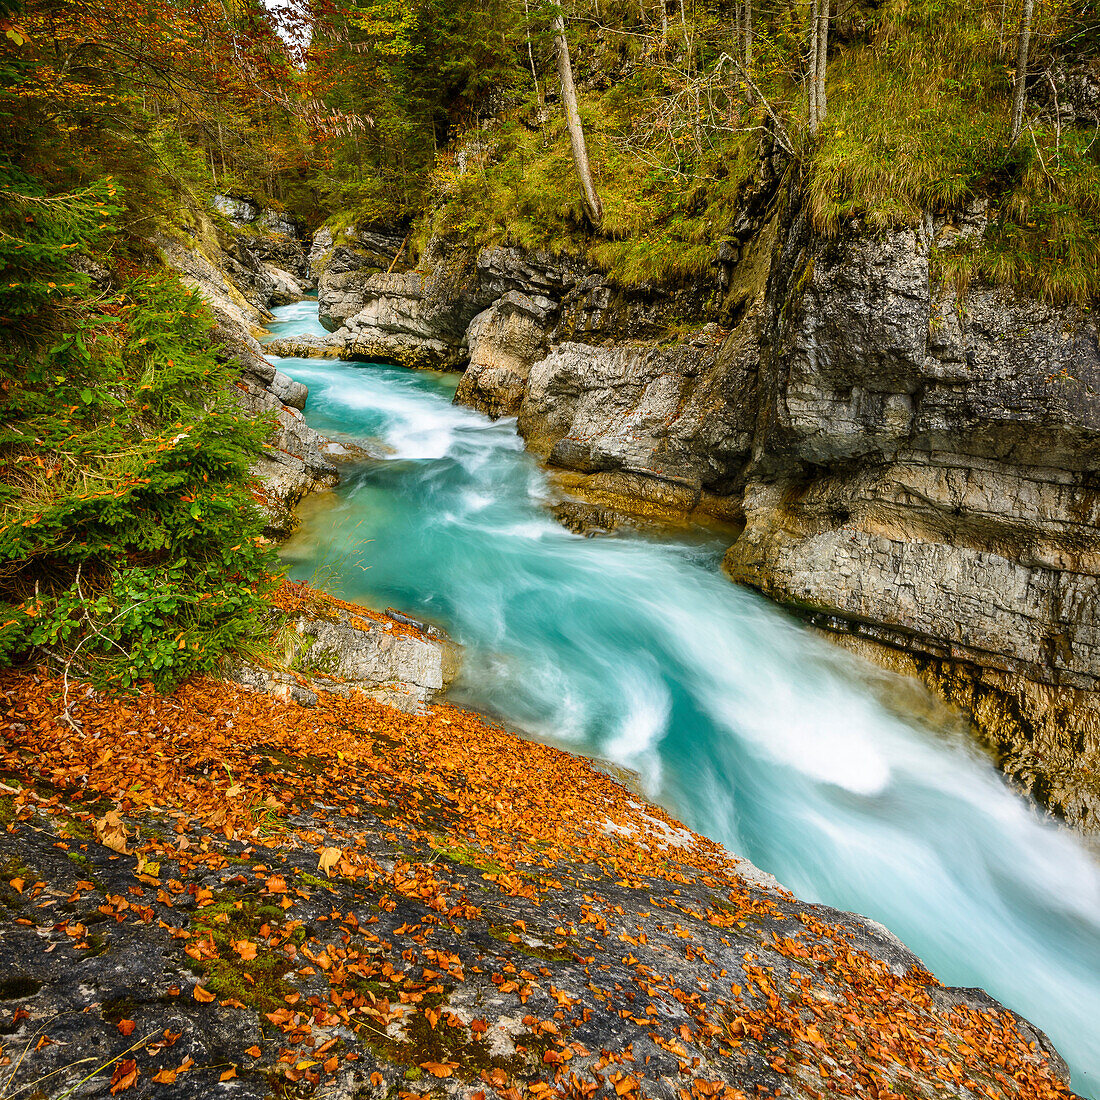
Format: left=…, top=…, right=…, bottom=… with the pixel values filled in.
left=265, top=298, right=1100, bottom=1095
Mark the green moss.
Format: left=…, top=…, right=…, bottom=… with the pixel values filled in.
left=297, top=871, right=336, bottom=890
left=0, top=856, right=33, bottom=910
left=190, top=894, right=297, bottom=1012
left=291, top=639, right=342, bottom=677
left=485, top=924, right=573, bottom=963
left=427, top=836, right=508, bottom=876
left=82, top=932, right=110, bottom=957
left=101, top=995, right=139, bottom=1023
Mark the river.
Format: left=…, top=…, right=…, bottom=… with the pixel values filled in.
left=266, top=297, right=1100, bottom=1096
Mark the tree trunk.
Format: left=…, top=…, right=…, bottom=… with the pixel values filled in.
left=661, top=0, right=668, bottom=43
left=552, top=8, right=603, bottom=227
left=808, top=0, right=819, bottom=132
left=523, top=0, right=543, bottom=105
left=743, top=0, right=751, bottom=68
left=1010, top=0, right=1034, bottom=143
left=815, top=0, right=828, bottom=128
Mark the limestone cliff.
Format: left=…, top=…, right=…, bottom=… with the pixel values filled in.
left=157, top=198, right=339, bottom=535
left=726, top=206, right=1100, bottom=829
left=298, top=175, right=1100, bottom=830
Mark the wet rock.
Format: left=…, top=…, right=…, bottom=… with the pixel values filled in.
left=234, top=376, right=337, bottom=536
left=263, top=334, right=346, bottom=358
left=263, top=263, right=308, bottom=306
left=550, top=500, right=629, bottom=536
left=333, top=269, right=461, bottom=368
left=269, top=369, right=308, bottom=411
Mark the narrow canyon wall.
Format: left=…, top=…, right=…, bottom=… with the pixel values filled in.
left=159, top=199, right=338, bottom=534
left=728, top=206, right=1100, bottom=827
left=296, top=185, right=1100, bottom=829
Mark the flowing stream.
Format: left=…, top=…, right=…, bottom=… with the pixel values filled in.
left=266, top=297, right=1100, bottom=1096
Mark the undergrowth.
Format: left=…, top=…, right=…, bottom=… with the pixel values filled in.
left=416, top=0, right=1100, bottom=304
left=0, top=167, right=281, bottom=689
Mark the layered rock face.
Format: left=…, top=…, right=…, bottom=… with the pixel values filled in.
left=296, top=232, right=706, bottom=371
left=306, top=192, right=1100, bottom=826
left=210, top=193, right=311, bottom=305
left=726, top=214, right=1100, bottom=827
left=159, top=202, right=336, bottom=535
left=311, top=240, right=572, bottom=367
left=313, top=223, right=409, bottom=329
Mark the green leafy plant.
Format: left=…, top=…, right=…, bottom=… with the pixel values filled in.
left=0, top=169, right=281, bottom=690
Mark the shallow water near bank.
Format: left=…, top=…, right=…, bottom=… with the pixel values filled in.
left=267, top=297, right=1100, bottom=1096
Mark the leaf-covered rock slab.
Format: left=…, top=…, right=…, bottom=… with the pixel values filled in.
left=0, top=670, right=1080, bottom=1100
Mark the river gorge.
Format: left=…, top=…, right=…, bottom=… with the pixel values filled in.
left=264, top=296, right=1100, bottom=1098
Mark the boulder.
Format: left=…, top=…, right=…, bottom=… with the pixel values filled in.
left=453, top=291, right=550, bottom=417
left=226, top=603, right=460, bottom=712
left=316, top=225, right=409, bottom=329
left=269, top=369, right=308, bottom=410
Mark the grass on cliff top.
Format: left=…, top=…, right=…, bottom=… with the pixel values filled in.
left=422, top=0, right=1100, bottom=305
left=421, top=49, right=769, bottom=288
left=809, top=0, right=1100, bottom=305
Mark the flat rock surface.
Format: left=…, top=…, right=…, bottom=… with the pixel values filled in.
left=0, top=668, right=1078, bottom=1100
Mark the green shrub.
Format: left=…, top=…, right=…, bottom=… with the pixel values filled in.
left=0, top=168, right=280, bottom=689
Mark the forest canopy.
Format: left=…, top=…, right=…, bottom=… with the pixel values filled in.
left=1, top=0, right=1096, bottom=298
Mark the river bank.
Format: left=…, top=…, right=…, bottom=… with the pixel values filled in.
left=262, top=296, right=1100, bottom=1097
left=0, top=669, right=1082, bottom=1100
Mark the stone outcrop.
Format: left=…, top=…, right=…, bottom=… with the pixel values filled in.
left=0, top=668, right=1080, bottom=1100
left=515, top=324, right=755, bottom=521
left=233, top=366, right=337, bottom=537
left=453, top=291, right=550, bottom=416
left=316, top=240, right=499, bottom=366
left=226, top=603, right=459, bottom=711
left=315, top=223, right=409, bottom=329
left=209, top=193, right=310, bottom=304
left=301, top=236, right=707, bottom=372
left=158, top=204, right=336, bottom=535
left=307, top=180, right=1100, bottom=827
